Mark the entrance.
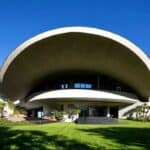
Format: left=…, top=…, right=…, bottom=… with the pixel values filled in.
left=79, top=105, right=118, bottom=118
left=80, top=106, right=107, bottom=117
left=89, top=106, right=107, bottom=117
left=27, top=107, right=43, bottom=119
left=110, top=107, right=118, bottom=118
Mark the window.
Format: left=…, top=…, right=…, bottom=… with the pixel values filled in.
left=81, top=83, right=85, bottom=88
left=60, top=83, right=68, bottom=89
left=85, top=84, right=92, bottom=89
left=37, top=111, right=44, bottom=118
left=74, top=83, right=92, bottom=89
left=74, top=83, right=81, bottom=88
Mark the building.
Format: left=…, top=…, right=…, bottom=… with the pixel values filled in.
left=0, top=27, right=150, bottom=122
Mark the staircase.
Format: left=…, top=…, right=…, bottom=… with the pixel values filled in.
left=119, top=102, right=143, bottom=119
left=77, top=117, right=118, bottom=124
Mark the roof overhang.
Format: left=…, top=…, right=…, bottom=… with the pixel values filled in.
left=29, top=89, right=139, bottom=104
left=0, top=27, right=150, bottom=100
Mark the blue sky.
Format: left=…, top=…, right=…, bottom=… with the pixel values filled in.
left=0, top=0, right=150, bottom=66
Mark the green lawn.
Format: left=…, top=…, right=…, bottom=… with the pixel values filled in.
left=0, top=119, right=150, bottom=150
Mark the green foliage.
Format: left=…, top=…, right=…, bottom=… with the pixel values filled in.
left=135, top=103, right=150, bottom=121
left=0, top=102, right=5, bottom=109
left=71, top=108, right=81, bottom=114
left=0, top=102, right=5, bottom=113
left=7, top=100, right=15, bottom=110
left=53, top=110, right=66, bottom=121
left=13, top=107, right=27, bottom=115
left=0, top=118, right=30, bottom=126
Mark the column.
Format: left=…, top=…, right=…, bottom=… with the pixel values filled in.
left=89, top=107, right=92, bottom=116
left=43, top=104, right=50, bottom=116
left=63, top=103, right=68, bottom=112
left=32, top=110, right=35, bottom=119
left=106, top=106, right=110, bottom=118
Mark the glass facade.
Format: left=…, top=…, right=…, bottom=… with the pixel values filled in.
left=59, top=83, right=93, bottom=89
left=74, top=83, right=92, bottom=89
left=60, top=83, right=69, bottom=89
left=29, top=73, right=139, bottom=99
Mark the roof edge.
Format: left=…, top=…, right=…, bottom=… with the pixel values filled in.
left=1, top=26, right=150, bottom=82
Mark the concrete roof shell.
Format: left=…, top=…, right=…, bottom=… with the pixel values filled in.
left=0, top=27, right=150, bottom=100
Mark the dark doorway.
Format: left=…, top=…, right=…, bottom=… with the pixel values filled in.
left=80, top=106, right=107, bottom=117
left=89, top=106, right=107, bottom=117
left=110, top=107, right=118, bottom=118
left=27, top=107, right=43, bottom=119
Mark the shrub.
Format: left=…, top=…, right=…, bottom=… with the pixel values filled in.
left=135, top=103, right=150, bottom=121
left=7, top=100, right=15, bottom=110
left=0, top=102, right=5, bottom=116
left=14, top=107, right=27, bottom=115
left=0, top=102, right=5, bottom=111
left=53, top=110, right=66, bottom=121
left=71, top=108, right=81, bottom=115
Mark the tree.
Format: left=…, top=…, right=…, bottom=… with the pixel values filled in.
left=136, top=103, right=150, bottom=121
left=71, top=108, right=81, bottom=115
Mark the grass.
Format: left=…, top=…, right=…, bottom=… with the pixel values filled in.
left=0, top=119, right=150, bottom=150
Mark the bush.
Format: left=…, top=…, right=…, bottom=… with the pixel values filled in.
left=0, top=118, right=30, bottom=126
left=14, top=107, right=27, bottom=115
left=53, top=110, right=65, bottom=121
left=7, top=100, right=15, bottom=110
left=135, top=103, right=150, bottom=122
left=0, top=102, right=5, bottom=113
left=126, top=103, right=150, bottom=122
left=71, top=108, right=81, bottom=115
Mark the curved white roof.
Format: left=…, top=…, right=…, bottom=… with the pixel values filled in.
left=29, top=89, right=139, bottom=104
left=0, top=27, right=149, bottom=100
left=0, top=26, right=150, bottom=81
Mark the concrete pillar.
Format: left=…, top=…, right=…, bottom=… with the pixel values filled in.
left=106, top=106, right=110, bottom=118
left=63, top=104, right=68, bottom=112
left=89, top=107, right=93, bottom=116
left=89, top=107, right=91, bottom=116
left=32, top=110, right=35, bottom=119
left=43, top=104, right=50, bottom=115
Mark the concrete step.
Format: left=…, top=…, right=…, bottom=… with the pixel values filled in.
left=77, top=117, right=118, bottom=124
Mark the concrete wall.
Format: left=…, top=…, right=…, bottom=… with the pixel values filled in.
left=119, top=102, right=150, bottom=119
left=0, top=99, right=14, bottom=117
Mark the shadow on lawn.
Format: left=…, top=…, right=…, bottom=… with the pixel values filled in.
left=78, top=126, right=150, bottom=150
left=0, top=126, right=104, bottom=150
